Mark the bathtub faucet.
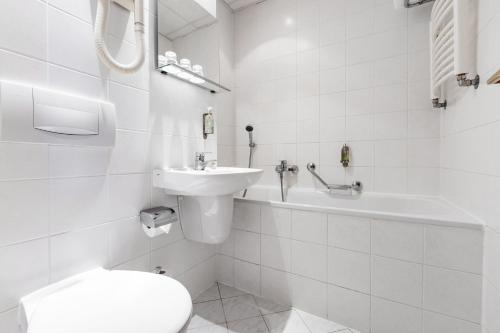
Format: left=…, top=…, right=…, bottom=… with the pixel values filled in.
left=275, top=160, right=298, bottom=202
left=307, top=163, right=362, bottom=193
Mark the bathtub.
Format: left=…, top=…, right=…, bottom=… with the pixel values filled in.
left=236, top=186, right=482, bottom=230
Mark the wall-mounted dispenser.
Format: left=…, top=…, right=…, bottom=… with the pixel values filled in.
left=0, top=81, right=116, bottom=146
left=341, top=144, right=350, bottom=168
left=140, top=206, right=178, bottom=238
left=203, top=107, right=215, bottom=139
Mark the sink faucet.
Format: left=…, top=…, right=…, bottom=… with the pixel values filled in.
left=195, top=152, right=217, bottom=170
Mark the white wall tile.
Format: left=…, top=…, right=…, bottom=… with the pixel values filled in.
left=108, top=217, right=150, bottom=266
left=50, top=225, right=108, bottom=282
left=327, top=284, right=370, bottom=333
left=0, top=143, right=48, bottom=180
left=328, top=248, right=370, bottom=293
left=234, top=201, right=261, bottom=233
left=423, top=311, right=481, bottom=333
left=424, top=226, right=483, bottom=274
left=0, top=180, right=49, bottom=247
left=0, top=239, right=49, bottom=312
left=48, top=146, right=110, bottom=178
left=0, top=0, right=47, bottom=59
left=291, top=240, right=327, bottom=281
left=108, top=174, right=150, bottom=221
left=49, top=176, right=108, bottom=234
left=261, top=234, right=291, bottom=271
left=371, top=297, right=422, bottom=333
left=234, top=230, right=261, bottom=264
left=290, top=273, right=328, bottom=317
left=423, top=266, right=482, bottom=323
left=234, top=259, right=261, bottom=296
left=372, top=219, right=423, bottom=262
left=0, top=308, right=19, bottom=333
left=371, top=256, right=422, bottom=307
left=328, top=215, right=371, bottom=253
left=291, top=210, right=327, bottom=244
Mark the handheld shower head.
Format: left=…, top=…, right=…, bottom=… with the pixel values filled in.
left=245, top=124, right=255, bottom=147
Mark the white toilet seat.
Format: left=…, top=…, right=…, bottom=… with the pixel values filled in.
left=20, top=269, right=192, bottom=333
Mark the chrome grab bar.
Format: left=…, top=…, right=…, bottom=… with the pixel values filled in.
left=306, top=163, right=362, bottom=193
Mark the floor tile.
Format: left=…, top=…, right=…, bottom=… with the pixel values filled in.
left=222, top=294, right=262, bottom=322
left=264, top=310, right=311, bottom=333
left=187, top=323, right=228, bottom=333
left=227, top=316, right=270, bottom=333
left=255, top=295, right=292, bottom=315
left=188, top=300, right=226, bottom=329
left=195, top=284, right=221, bottom=303
left=296, top=309, right=346, bottom=333
left=219, top=283, right=247, bottom=299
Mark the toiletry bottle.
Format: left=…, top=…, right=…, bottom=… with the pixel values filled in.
left=203, top=107, right=215, bottom=139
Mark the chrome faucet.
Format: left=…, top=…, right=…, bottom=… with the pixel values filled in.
left=194, top=152, right=217, bottom=170
left=275, top=160, right=298, bottom=202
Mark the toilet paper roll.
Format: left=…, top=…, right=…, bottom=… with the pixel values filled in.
left=142, top=224, right=173, bottom=238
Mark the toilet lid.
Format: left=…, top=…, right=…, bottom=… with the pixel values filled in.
left=28, top=270, right=192, bottom=333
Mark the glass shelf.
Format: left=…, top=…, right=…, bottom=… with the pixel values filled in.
left=157, top=63, right=231, bottom=94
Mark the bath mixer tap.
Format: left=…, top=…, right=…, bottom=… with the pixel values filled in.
left=194, top=152, right=217, bottom=170
left=275, top=160, right=298, bottom=202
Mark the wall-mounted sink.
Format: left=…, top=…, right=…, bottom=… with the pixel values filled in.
left=153, top=167, right=262, bottom=244
left=153, top=167, right=263, bottom=196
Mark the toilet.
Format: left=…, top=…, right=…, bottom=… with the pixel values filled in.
left=19, top=268, right=192, bottom=333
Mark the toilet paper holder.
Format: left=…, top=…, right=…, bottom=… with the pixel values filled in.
left=140, top=206, right=178, bottom=230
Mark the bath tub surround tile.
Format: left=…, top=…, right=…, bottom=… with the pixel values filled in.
left=423, top=266, right=482, bottom=323
left=234, top=230, right=261, bottom=265
left=422, top=310, right=481, bottom=333
left=235, top=260, right=261, bottom=296
left=370, top=297, right=422, bottom=333
left=371, top=256, right=423, bottom=307
left=327, top=215, right=371, bottom=253
left=291, top=240, right=328, bottom=282
left=327, top=285, right=370, bottom=333
left=234, top=202, right=261, bottom=233
left=291, top=210, right=328, bottom=244
left=327, top=248, right=370, bottom=293
left=289, top=274, right=328, bottom=318
left=261, top=267, right=293, bottom=307
left=261, top=234, right=291, bottom=272
left=261, top=207, right=292, bottom=238
left=371, top=219, right=423, bottom=263
left=424, top=225, right=483, bottom=274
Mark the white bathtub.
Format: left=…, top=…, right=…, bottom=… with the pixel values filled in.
left=236, top=186, right=482, bottom=229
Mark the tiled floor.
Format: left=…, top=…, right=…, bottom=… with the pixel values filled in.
left=184, top=282, right=358, bottom=333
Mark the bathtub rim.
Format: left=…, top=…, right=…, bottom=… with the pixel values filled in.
left=235, top=190, right=483, bottom=230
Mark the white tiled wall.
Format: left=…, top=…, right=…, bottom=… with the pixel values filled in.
left=0, top=0, right=235, bottom=330
left=439, top=1, right=500, bottom=332
left=217, top=201, right=483, bottom=333
left=233, top=0, right=439, bottom=195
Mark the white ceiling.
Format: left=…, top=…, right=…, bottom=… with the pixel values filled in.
left=224, top=0, right=266, bottom=11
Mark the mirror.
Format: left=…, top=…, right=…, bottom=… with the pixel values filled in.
left=155, top=0, right=227, bottom=92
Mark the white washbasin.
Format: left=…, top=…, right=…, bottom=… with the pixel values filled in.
left=153, top=167, right=263, bottom=196
left=152, top=167, right=263, bottom=244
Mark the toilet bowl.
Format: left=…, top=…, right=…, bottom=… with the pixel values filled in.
left=19, top=268, right=192, bottom=333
